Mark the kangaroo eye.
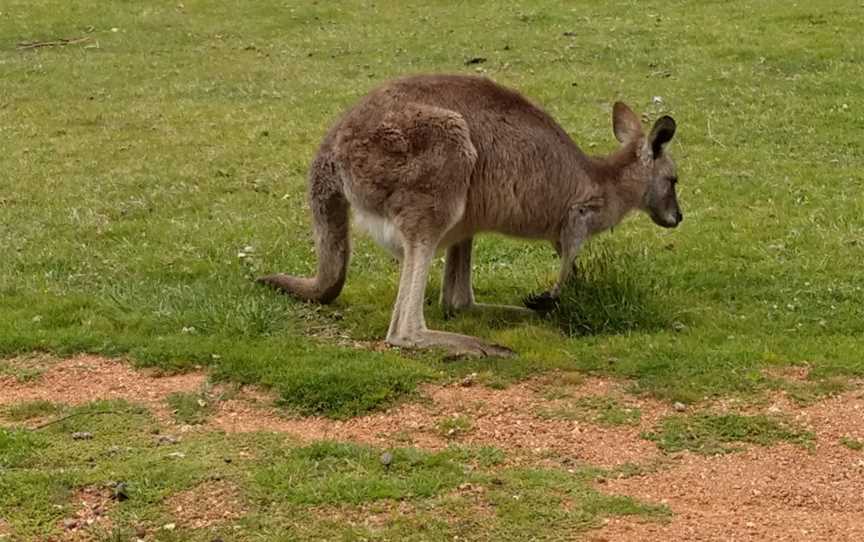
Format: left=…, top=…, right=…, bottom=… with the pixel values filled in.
left=668, top=176, right=678, bottom=185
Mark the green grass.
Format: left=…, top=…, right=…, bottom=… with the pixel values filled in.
left=166, top=391, right=214, bottom=425
left=839, top=436, right=863, bottom=451
left=644, top=412, right=814, bottom=455
left=2, top=1, right=863, bottom=412
left=0, top=359, right=44, bottom=383
left=552, top=245, right=672, bottom=336
left=538, top=396, right=642, bottom=426
left=2, top=400, right=66, bottom=422
left=437, top=415, right=474, bottom=439
left=0, top=401, right=663, bottom=541
left=774, top=377, right=849, bottom=406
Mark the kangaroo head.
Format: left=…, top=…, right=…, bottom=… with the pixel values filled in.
left=612, top=102, right=682, bottom=229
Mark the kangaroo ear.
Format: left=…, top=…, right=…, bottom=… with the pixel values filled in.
left=612, top=102, right=642, bottom=143
left=649, top=116, right=676, bottom=157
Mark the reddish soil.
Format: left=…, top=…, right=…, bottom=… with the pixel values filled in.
left=593, top=389, right=864, bottom=542
left=166, top=480, right=247, bottom=529
left=52, top=486, right=115, bottom=542
left=208, top=375, right=668, bottom=469
left=0, top=355, right=206, bottom=423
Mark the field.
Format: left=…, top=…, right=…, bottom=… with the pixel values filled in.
left=1, top=1, right=863, bottom=540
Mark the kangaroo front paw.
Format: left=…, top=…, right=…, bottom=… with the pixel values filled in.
left=523, top=291, right=559, bottom=312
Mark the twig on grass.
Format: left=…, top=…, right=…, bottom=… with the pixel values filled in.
left=16, top=37, right=92, bottom=50
left=707, top=115, right=726, bottom=149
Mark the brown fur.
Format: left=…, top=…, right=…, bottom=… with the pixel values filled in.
left=258, top=75, right=682, bottom=357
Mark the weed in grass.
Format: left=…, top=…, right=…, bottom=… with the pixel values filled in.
left=538, top=396, right=642, bottom=426
left=437, top=415, right=474, bottom=439
left=2, top=400, right=65, bottom=422
left=779, top=378, right=848, bottom=406
left=551, top=243, right=676, bottom=337
left=644, top=413, right=813, bottom=455
left=166, top=391, right=214, bottom=425
left=839, top=437, right=863, bottom=451
left=165, top=383, right=229, bottom=425
left=0, top=360, right=43, bottom=383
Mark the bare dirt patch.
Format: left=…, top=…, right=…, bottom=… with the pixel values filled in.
left=56, top=486, right=114, bottom=542
left=208, top=373, right=669, bottom=468
left=166, top=479, right=247, bottom=529
left=0, top=355, right=206, bottom=422
left=592, top=387, right=864, bottom=542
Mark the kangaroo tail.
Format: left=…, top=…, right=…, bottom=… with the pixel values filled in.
left=257, top=153, right=349, bottom=304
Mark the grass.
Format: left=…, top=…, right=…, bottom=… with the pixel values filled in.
left=2, top=0, right=864, bottom=415
left=552, top=245, right=673, bottom=336
left=166, top=391, right=214, bottom=425
left=644, top=412, right=814, bottom=455
left=0, top=359, right=44, bottom=383
left=839, top=436, right=863, bottom=451
left=0, top=400, right=664, bottom=541
left=437, top=415, right=474, bottom=439
left=775, top=376, right=849, bottom=406
left=538, top=396, right=642, bottom=426
left=2, top=400, right=66, bottom=422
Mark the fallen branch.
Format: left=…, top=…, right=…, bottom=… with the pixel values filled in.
left=16, top=37, right=91, bottom=50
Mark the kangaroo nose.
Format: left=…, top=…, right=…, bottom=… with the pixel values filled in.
left=675, top=211, right=683, bottom=224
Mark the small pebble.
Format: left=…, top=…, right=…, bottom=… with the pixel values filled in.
left=673, top=402, right=687, bottom=412
left=71, top=431, right=93, bottom=440
left=63, top=518, right=78, bottom=530
left=156, top=435, right=179, bottom=446
left=379, top=451, right=393, bottom=467
left=460, top=373, right=478, bottom=387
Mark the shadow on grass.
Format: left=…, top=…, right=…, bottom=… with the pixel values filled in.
left=549, top=245, right=677, bottom=337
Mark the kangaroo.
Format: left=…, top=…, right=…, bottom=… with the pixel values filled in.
left=258, top=74, right=682, bottom=357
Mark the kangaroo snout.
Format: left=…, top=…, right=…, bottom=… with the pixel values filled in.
left=650, top=209, right=683, bottom=229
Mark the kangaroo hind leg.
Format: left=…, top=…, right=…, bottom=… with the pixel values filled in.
left=441, top=237, right=533, bottom=319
